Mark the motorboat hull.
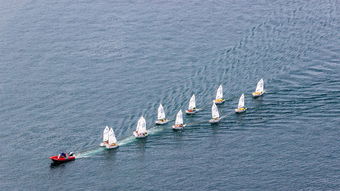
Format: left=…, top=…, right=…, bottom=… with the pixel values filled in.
left=49, top=156, right=75, bottom=163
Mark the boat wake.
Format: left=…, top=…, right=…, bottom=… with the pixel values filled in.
left=75, top=126, right=166, bottom=158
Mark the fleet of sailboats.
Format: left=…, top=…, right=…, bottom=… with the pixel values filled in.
left=98, top=80, right=265, bottom=148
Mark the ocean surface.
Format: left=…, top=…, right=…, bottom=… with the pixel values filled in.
left=0, top=0, right=339, bottom=190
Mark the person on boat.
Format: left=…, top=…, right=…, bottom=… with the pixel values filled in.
left=188, top=107, right=196, bottom=112
left=58, top=152, right=67, bottom=159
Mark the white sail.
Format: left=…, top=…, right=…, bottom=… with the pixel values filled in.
left=188, top=94, right=196, bottom=110
left=136, top=116, right=147, bottom=133
left=175, top=110, right=183, bottom=125
left=103, top=126, right=110, bottom=142
left=216, top=85, right=223, bottom=100
left=256, top=79, right=264, bottom=92
left=157, top=104, right=166, bottom=120
left=238, top=94, right=245, bottom=109
left=108, top=128, right=117, bottom=144
left=211, top=103, right=220, bottom=119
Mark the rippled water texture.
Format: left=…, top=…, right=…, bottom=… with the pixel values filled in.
left=0, top=0, right=339, bottom=190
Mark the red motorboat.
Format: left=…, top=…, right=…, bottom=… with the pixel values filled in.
left=49, top=152, right=75, bottom=163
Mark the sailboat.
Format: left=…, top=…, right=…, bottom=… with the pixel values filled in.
left=235, top=93, right=247, bottom=113
left=185, top=94, right=197, bottom=114
left=252, top=78, right=265, bottom=97
left=172, top=110, right=185, bottom=130
left=105, top=127, right=119, bottom=149
left=155, top=104, right=169, bottom=125
left=209, top=103, right=221, bottom=123
left=99, top=126, right=110, bottom=146
left=133, top=116, right=148, bottom=138
left=213, top=85, right=225, bottom=104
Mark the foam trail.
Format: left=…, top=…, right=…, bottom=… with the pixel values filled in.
left=75, top=126, right=167, bottom=158
left=75, top=147, right=105, bottom=158
left=148, top=126, right=165, bottom=135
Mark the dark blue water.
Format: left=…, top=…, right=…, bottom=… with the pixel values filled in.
left=0, top=0, right=339, bottom=190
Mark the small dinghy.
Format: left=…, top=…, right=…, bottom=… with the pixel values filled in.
left=235, top=93, right=247, bottom=113
left=209, top=103, right=221, bottom=123
left=99, top=126, right=110, bottom=147
left=185, top=94, right=197, bottom=114
left=49, top=152, right=75, bottom=163
left=105, top=128, right=119, bottom=149
left=213, top=85, right=225, bottom=104
left=155, top=104, right=169, bottom=125
left=133, top=116, right=148, bottom=138
left=172, top=110, right=185, bottom=130
left=252, top=79, right=265, bottom=97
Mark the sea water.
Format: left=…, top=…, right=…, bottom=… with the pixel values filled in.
left=0, top=0, right=339, bottom=190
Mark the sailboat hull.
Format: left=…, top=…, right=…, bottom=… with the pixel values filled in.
left=235, top=108, right=247, bottom=113
left=155, top=119, right=169, bottom=125
left=213, top=99, right=225, bottom=104
left=185, top=110, right=196, bottom=115
left=209, top=118, right=221, bottom=123
left=105, top=144, right=119, bottom=149
left=133, top=131, right=148, bottom=138
left=172, top=125, right=185, bottom=130
left=252, top=91, right=264, bottom=97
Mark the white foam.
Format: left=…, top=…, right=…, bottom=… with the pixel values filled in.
left=75, top=126, right=166, bottom=158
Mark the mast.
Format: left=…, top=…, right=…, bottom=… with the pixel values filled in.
left=175, top=110, right=183, bottom=125
left=211, top=103, right=220, bottom=118
left=238, top=94, right=245, bottom=109
left=188, top=94, right=196, bottom=109
left=103, top=126, right=109, bottom=142
left=256, top=79, right=264, bottom=92
left=216, top=85, right=223, bottom=100
left=108, top=128, right=117, bottom=144
left=158, top=104, right=165, bottom=120
left=137, top=116, right=147, bottom=133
